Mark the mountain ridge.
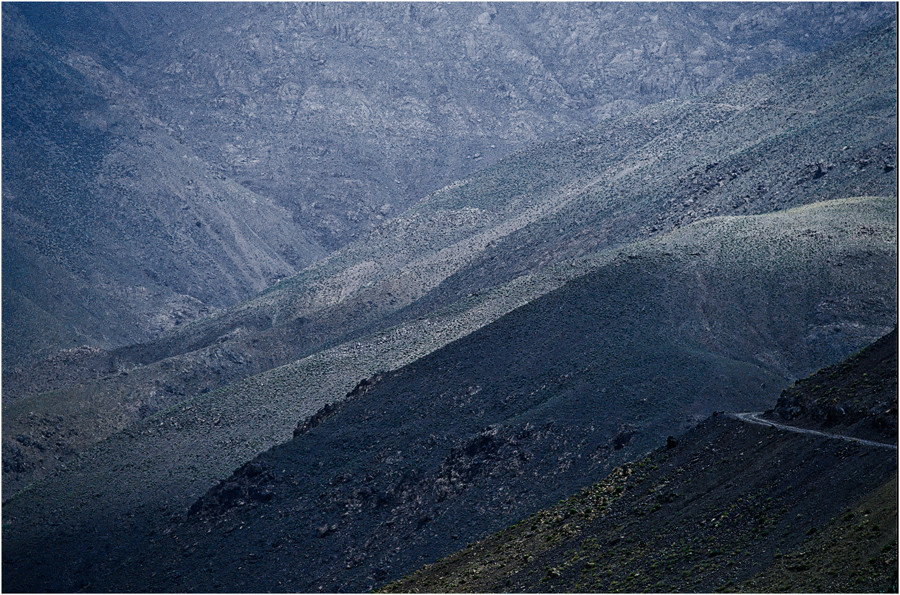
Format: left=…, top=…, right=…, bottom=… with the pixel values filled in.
left=5, top=194, right=892, bottom=592
left=2, top=15, right=897, bottom=592
left=3, top=16, right=896, bottom=503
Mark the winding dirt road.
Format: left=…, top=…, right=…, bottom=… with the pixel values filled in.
left=730, top=412, right=898, bottom=450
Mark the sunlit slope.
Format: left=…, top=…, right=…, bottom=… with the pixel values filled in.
left=111, top=18, right=898, bottom=372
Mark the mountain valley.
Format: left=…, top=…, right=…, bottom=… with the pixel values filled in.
left=3, top=2, right=892, bottom=367
left=4, top=16, right=897, bottom=499
left=4, top=195, right=895, bottom=591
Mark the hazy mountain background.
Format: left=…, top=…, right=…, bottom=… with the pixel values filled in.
left=3, top=2, right=892, bottom=368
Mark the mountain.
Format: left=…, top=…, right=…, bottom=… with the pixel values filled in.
left=2, top=15, right=896, bottom=593
left=4, top=195, right=894, bottom=592
left=3, top=15, right=896, bottom=497
left=2, top=3, right=324, bottom=365
left=2, top=2, right=893, bottom=366
left=384, top=329, right=898, bottom=593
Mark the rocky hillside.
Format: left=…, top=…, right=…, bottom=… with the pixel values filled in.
left=384, top=330, right=898, bottom=593
left=738, top=476, right=897, bottom=593
left=3, top=3, right=892, bottom=366
left=47, top=2, right=895, bottom=249
left=3, top=4, right=323, bottom=364
left=771, top=327, right=898, bottom=442
left=108, top=13, right=900, bottom=376
left=4, top=196, right=893, bottom=592
left=4, top=16, right=896, bottom=499
left=2, top=16, right=896, bottom=593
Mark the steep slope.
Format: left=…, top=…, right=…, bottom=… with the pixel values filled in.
left=58, top=2, right=897, bottom=249
left=385, top=331, right=898, bottom=593
left=2, top=4, right=324, bottom=365
left=4, top=17, right=896, bottom=496
left=770, top=327, right=898, bottom=441
left=5, top=196, right=892, bottom=592
left=738, top=476, right=897, bottom=593
left=112, top=15, right=900, bottom=372
left=3, top=3, right=892, bottom=365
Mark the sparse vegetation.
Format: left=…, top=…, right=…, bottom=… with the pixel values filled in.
left=3, top=11, right=897, bottom=594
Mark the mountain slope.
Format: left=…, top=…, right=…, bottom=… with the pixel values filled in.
left=770, top=327, right=898, bottom=441
left=738, top=476, right=897, bottom=593
left=2, top=17, right=896, bottom=507
left=3, top=3, right=892, bottom=366
left=4, top=18, right=895, bottom=496
left=5, top=196, right=892, bottom=592
left=68, top=2, right=898, bottom=249
left=111, top=15, right=900, bottom=372
left=3, top=19, right=897, bottom=592
left=384, top=330, right=898, bottom=593
left=2, top=4, right=325, bottom=364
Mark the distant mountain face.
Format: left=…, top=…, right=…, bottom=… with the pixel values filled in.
left=2, top=2, right=893, bottom=365
left=90, top=1, right=895, bottom=245
left=2, top=4, right=324, bottom=363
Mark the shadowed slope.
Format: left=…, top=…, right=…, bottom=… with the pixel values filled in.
left=385, top=329, right=898, bottom=593
left=770, top=327, right=898, bottom=441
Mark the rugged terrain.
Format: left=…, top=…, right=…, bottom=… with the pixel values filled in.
left=385, top=330, right=898, bottom=593
left=2, top=13, right=897, bottom=594
left=770, top=327, right=898, bottom=442
left=3, top=3, right=892, bottom=366
left=4, top=196, right=894, bottom=592
left=3, top=16, right=896, bottom=497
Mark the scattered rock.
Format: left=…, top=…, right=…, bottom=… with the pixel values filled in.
left=612, top=426, right=637, bottom=450
left=187, top=460, right=277, bottom=518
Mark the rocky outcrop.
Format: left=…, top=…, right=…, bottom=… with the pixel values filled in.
left=294, top=373, right=385, bottom=438
left=187, top=461, right=277, bottom=519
